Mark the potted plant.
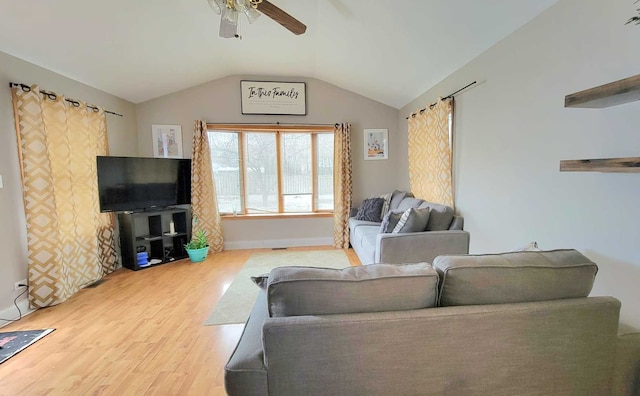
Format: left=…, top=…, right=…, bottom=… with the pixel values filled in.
left=185, top=229, right=209, bottom=263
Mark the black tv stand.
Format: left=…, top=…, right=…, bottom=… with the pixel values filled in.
left=118, top=208, right=191, bottom=271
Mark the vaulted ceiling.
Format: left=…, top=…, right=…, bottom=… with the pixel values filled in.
left=0, top=0, right=558, bottom=108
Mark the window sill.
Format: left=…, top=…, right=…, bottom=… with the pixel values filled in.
left=221, top=212, right=333, bottom=220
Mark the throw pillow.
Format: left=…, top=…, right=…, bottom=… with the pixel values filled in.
left=355, top=197, right=385, bottom=222
left=379, top=210, right=404, bottom=233
left=392, top=207, right=431, bottom=233
left=250, top=274, right=269, bottom=290
left=378, top=192, right=392, bottom=218
left=418, top=201, right=454, bottom=231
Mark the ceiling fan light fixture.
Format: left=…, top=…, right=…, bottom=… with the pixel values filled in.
left=206, top=0, right=305, bottom=38
left=221, top=6, right=239, bottom=25
left=243, top=6, right=261, bottom=24
left=233, top=0, right=248, bottom=12
left=207, top=0, right=225, bottom=15
left=219, top=17, right=240, bottom=38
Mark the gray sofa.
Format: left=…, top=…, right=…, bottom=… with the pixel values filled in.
left=225, top=249, right=640, bottom=395
left=349, top=191, right=470, bottom=264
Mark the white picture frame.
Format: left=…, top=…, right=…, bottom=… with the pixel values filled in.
left=152, top=125, right=183, bottom=158
left=364, top=129, right=388, bottom=160
left=240, top=80, right=306, bottom=115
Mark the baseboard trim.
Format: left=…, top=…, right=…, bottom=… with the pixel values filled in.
left=0, top=296, right=34, bottom=328
left=225, top=237, right=334, bottom=250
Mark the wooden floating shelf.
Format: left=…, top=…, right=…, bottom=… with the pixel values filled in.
left=560, top=157, right=640, bottom=173
left=565, top=74, right=640, bottom=108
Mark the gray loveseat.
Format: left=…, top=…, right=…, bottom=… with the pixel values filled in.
left=225, top=249, right=640, bottom=395
left=349, top=190, right=470, bottom=264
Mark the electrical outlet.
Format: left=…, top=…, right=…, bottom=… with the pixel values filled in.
left=14, top=279, right=27, bottom=290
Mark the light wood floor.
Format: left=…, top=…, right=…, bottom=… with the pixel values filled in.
left=0, top=246, right=361, bottom=395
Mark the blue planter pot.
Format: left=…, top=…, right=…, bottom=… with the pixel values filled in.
left=186, top=246, right=209, bottom=263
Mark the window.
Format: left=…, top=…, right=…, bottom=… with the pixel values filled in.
left=208, top=125, right=334, bottom=215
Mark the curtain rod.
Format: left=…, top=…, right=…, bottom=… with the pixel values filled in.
left=406, top=81, right=477, bottom=119
left=9, top=82, right=124, bottom=117
left=208, top=122, right=336, bottom=126
left=206, top=122, right=337, bottom=132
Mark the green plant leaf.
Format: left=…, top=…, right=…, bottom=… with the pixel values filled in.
left=185, top=229, right=208, bottom=249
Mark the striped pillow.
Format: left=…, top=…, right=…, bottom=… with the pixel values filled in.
left=392, top=207, right=431, bottom=233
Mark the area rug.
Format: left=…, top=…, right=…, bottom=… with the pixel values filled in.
left=0, top=328, right=55, bottom=364
left=204, top=250, right=351, bottom=326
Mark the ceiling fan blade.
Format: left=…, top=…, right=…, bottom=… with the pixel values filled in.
left=256, top=0, right=307, bottom=35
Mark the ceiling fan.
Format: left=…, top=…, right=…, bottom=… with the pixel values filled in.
left=207, top=0, right=307, bottom=38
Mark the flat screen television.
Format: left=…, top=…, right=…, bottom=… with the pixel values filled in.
left=96, top=156, right=191, bottom=212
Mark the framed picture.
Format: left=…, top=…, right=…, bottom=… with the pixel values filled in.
left=240, top=81, right=306, bottom=115
left=152, top=125, right=183, bottom=158
left=364, top=129, right=388, bottom=160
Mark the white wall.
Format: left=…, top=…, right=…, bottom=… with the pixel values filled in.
left=400, top=0, right=640, bottom=330
left=0, top=51, right=138, bottom=325
left=135, top=75, right=399, bottom=249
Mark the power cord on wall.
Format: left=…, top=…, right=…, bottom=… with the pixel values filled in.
left=0, top=284, right=28, bottom=322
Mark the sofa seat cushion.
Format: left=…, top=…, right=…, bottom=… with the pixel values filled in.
left=418, top=201, right=454, bottom=231
left=353, top=224, right=379, bottom=247
left=265, top=263, right=439, bottom=317
left=349, top=217, right=381, bottom=230
left=361, top=233, right=378, bottom=255
left=433, top=249, right=598, bottom=307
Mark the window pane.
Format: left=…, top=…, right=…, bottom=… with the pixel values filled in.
left=316, top=133, right=334, bottom=210
left=281, top=133, right=312, bottom=212
left=245, top=133, right=278, bottom=213
left=208, top=131, right=241, bottom=214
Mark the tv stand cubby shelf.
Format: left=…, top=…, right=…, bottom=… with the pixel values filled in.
left=118, top=208, right=191, bottom=271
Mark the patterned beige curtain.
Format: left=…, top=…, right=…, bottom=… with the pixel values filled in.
left=333, top=123, right=353, bottom=248
left=11, top=85, right=118, bottom=308
left=408, top=98, right=454, bottom=208
left=191, top=120, right=224, bottom=253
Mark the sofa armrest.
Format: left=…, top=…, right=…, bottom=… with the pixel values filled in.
left=613, top=332, right=640, bottom=396
left=375, top=230, right=470, bottom=264
left=449, top=215, right=464, bottom=230
left=225, top=290, right=269, bottom=396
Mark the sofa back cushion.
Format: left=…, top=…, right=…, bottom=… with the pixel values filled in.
left=418, top=201, right=455, bottom=231
left=396, top=197, right=425, bottom=212
left=266, top=263, right=439, bottom=317
left=433, top=249, right=598, bottom=307
left=389, top=190, right=411, bottom=211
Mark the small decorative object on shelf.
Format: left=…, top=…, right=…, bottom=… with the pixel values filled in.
left=185, top=230, right=209, bottom=263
